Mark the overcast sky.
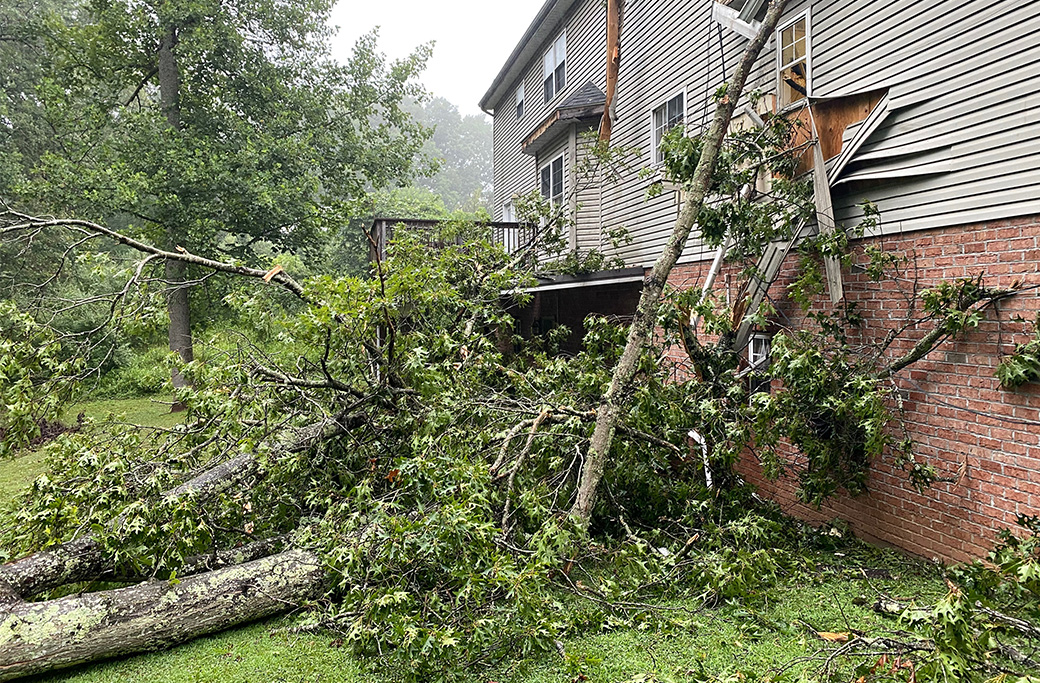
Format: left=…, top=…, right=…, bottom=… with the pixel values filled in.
left=328, top=1, right=546, bottom=119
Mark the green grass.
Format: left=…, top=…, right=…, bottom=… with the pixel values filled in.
left=0, top=396, right=182, bottom=508
left=68, top=395, right=185, bottom=431
left=26, top=547, right=945, bottom=683
left=0, top=448, right=49, bottom=507
left=3, top=397, right=949, bottom=683
left=34, top=621, right=364, bottom=683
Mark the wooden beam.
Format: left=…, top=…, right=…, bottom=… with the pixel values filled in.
left=599, top=0, right=622, bottom=142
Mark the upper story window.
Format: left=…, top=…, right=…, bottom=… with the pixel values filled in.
left=543, top=33, right=566, bottom=102
left=540, top=154, right=564, bottom=207
left=777, top=12, right=809, bottom=108
left=652, top=92, right=685, bottom=165
left=516, top=82, right=525, bottom=119
left=502, top=200, right=516, bottom=222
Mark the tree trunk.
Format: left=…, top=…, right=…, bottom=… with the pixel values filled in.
left=571, top=0, right=791, bottom=528
left=157, top=27, right=194, bottom=392
left=0, top=549, right=323, bottom=681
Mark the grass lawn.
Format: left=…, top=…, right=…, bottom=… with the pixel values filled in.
left=0, top=396, right=182, bottom=509
left=30, top=545, right=945, bottom=683
left=3, top=397, right=950, bottom=683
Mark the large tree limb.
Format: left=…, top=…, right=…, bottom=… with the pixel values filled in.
left=0, top=548, right=323, bottom=681
left=0, top=207, right=306, bottom=299
left=571, top=0, right=791, bottom=528
left=0, top=411, right=355, bottom=600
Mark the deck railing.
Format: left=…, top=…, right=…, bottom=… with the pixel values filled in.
left=369, top=218, right=539, bottom=262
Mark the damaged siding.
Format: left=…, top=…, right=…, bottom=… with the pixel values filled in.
left=492, top=0, right=1040, bottom=265
left=822, top=0, right=1040, bottom=233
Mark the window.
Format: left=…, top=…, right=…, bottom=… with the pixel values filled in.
left=540, top=154, right=564, bottom=207
left=516, top=82, right=525, bottom=119
left=652, top=93, right=685, bottom=165
left=543, top=33, right=566, bottom=102
left=777, top=13, right=809, bottom=107
left=502, top=200, right=516, bottom=222
left=747, top=333, right=772, bottom=395
left=748, top=333, right=770, bottom=372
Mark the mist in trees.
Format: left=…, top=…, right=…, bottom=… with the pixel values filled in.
left=406, top=96, right=493, bottom=213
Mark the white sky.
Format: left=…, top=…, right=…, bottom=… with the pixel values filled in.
left=328, top=0, right=546, bottom=119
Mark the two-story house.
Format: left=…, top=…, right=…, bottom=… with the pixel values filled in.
left=480, top=0, right=1040, bottom=562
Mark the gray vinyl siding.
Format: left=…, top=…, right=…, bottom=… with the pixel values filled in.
left=601, top=0, right=786, bottom=267
left=822, top=0, right=1040, bottom=234
left=490, top=0, right=1040, bottom=267
left=573, top=125, right=603, bottom=252
left=491, top=0, right=607, bottom=223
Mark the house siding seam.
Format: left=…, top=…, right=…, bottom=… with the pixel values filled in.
left=491, top=0, right=607, bottom=224
left=487, top=0, right=1040, bottom=562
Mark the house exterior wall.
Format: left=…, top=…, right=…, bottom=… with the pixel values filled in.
left=665, top=215, right=1040, bottom=563
left=486, top=0, right=1040, bottom=562
left=489, top=0, right=1040, bottom=267
left=490, top=0, right=607, bottom=224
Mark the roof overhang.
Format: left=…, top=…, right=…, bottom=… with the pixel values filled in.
left=522, top=104, right=602, bottom=156
left=511, top=267, right=645, bottom=293
left=479, top=0, right=582, bottom=114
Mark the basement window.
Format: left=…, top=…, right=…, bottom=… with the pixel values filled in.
left=540, top=154, right=565, bottom=207
left=777, top=13, right=809, bottom=108
left=516, top=82, right=525, bottom=119
left=747, top=332, right=772, bottom=395
left=543, top=32, right=566, bottom=102
left=652, top=92, right=685, bottom=164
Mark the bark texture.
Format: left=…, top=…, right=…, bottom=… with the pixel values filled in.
left=0, top=539, right=105, bottom=602
left=0, top=549, right=323, bottom=681
left=0, top=452, right=260, bottom=602
left=572, top=0, right=791, bottom=527
left=157, top=26, right=194, bottom=390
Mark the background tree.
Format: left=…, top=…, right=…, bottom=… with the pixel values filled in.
left=406, top=96, right=492, bottom=213
left=13, top=1, right=430, bottom=389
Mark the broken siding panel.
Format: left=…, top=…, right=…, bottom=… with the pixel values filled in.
left=494, top=0, right=1040, bottom=264
left=822, top=0, right=1040, bottom=235
left=492, top=0, right=606, bottom=221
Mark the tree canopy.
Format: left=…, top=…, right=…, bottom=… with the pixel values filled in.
left=1, top=2, right=1038, bottom=681
left=4, top=0, right=433, bottom=388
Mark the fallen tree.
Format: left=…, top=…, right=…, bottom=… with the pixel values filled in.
left=0, top=15, right=1035, bottom=678
left=0, top=549, right=322, bottom=681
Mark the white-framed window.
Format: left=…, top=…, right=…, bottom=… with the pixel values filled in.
left=777, top=12, right=809, bottom=108
left=540, top=154, right=564, bottom=207
left=652, top=92, right=685, bottom=165
left=747, top=332, right=772, bottom=396
left=543, top=32, right=566, bottom=102
left=516, top=82, right=525, bottom=119
left=748, top=333, right=771, bottom=371
left=502, top=200, right=516, bottom=222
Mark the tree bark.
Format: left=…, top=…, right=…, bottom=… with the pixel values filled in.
left=571, top=0, right=791, bottom=528
left=0, top=549, right=323, bottom=681
left=157, top=27, right=194, bottom=392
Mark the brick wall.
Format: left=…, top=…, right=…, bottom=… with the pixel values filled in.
left=665, top=216, right=1040, bottom=563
